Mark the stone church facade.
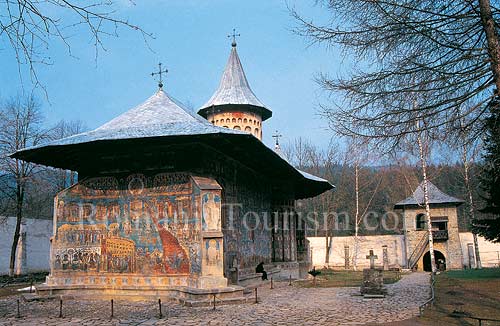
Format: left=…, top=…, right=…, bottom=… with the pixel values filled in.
left=12, top=41, right=332, bottom=303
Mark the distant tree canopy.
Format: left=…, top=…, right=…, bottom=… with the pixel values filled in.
left=297, top=161, right=486, bottom=237
left=475, top=100, right=500, bottom=242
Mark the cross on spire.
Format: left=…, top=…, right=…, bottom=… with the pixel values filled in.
left=151, top=62, right=168, bottom=89
left=272, top=130, right=283, bottom=147
left=228, top=28, right=240, bottom=47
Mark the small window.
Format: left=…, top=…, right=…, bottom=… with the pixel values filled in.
left=254, top=128, right=259, bottom=136
left=416, top=214, right=426, bottom=230
left=226, top=118, right=230, bottom=123
left=238, top=118, right=242, bottom=123
left=245, top=126, right=252, bottom=132
left=232, top=118, right=236, bottom=123
left=244, top=118, right=248, bottom=123
left=233, top=125, right=241, bottom=130
left=222, top=125, right=229, bottom=129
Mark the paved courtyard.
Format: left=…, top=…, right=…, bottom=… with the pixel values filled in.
left=0, top=272, right=430, bottom=325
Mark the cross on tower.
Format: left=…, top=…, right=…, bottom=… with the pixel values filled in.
left=366, top=250, right=378, bottom=269
left=272, top=130, right=283, bottom=147
left=151, top=62, right=168, bottom=89
left=228, top=28, right=241, bottom=47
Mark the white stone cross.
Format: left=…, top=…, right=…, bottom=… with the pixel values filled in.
left=366, top=250, right=378, bottom=269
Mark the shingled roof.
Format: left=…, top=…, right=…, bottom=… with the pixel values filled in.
left=10, top=89, right=332, bottom=199
left=394, top=181, right=464, bottom=208
left=198, top=43, right=272, bottom=121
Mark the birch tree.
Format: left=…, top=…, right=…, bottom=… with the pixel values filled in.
left=455, top=111, right=483, bottom=267
left=349, top=139, right=384, bottom=270
left=415, top=119, right=437, bottom=273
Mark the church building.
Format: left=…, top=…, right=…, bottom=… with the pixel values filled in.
left=11, top=39, right=333, bottom=303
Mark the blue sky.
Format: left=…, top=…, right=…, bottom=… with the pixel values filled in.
left=0, top=0, right=343, bottom=150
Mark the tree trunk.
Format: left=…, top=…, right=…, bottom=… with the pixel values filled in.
left=352, top=162, right=360, bottom=271
left=325, top=232, right=330, bottom=265
left=9, top=184, right=24, bottom=276
left=478, top=0, right=500, bottom=95
left=416, top=123, right=437, bottom=273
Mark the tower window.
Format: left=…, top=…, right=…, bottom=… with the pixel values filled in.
left=254, top=128, right=259, bottom=136
left=226, top=118, right=230, bottom=123
left=233, top=126, right=241, bottom=130
left=238, top=118, right=242, bottom=123
left=232, top=118, right=236, bottom=123
left=245, top=126, right=252, bottom=132
left=416, top=214, right=426, bottom=230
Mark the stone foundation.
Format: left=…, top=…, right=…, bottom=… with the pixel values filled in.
left=36, top=281, right=245, bottom=306
left=360, top=269, right=387, bottom=295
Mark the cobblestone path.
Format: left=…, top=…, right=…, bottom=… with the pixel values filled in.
left=0, top=272, right=430, bottom=325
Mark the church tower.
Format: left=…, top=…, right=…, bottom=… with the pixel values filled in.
left=198, top=33, right=272, bottom=140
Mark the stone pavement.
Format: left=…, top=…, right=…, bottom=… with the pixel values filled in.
left=0, top=272, right=430, bottom=325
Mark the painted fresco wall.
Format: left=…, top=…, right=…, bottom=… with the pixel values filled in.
left=221, top=178, right=273, bottom=277
left=48, top=173, right=227, bottom=289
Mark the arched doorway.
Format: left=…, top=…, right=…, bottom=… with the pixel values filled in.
left=423, top=250, right=446, bottom=272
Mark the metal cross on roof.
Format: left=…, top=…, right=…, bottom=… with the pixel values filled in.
left=151, top=62, right=168, bottom=89
left=272, top=130, right=283, bottom=146
left=228, top=28, right=241, bottom=47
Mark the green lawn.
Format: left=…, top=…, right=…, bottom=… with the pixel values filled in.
left=443, top=267, right=500, bottom=280
left=294, top=269, right=402, bottom=288
left=395, top=268, right=500, bottom=326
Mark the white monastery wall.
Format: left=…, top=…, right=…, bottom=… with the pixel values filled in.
left=459, top=232, right=500, bottom=268
left=308, top=233, right=500, bottom=270
left=0, top=217, right=52, bottom=275
left=308, top=235, right=406, bottom=269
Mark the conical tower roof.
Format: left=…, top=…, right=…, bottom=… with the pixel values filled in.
left=198, top=44, right=272, bottom=121
left=394, top=181, right=464, bottom=208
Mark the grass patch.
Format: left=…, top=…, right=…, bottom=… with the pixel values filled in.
left=443, top=267, right=500, bottom=280
left=294, top=269, right=402, bottom=288
left=397, top=268, right=500, bottom=326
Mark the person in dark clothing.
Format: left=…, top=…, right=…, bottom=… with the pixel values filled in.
left=256, top=262, right=268, bottom=280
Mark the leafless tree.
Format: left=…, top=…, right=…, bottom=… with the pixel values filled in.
left=1, top=0, right=151, bottom=89
left=49, top=119, right=87, bottom=189
left=0, top=94, right=49, bottom=276
left=451, top=107, right=484, bottom=268
left=291, top=0, right=500, bottom=150
left=348, top=138, right=384, bottom=270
